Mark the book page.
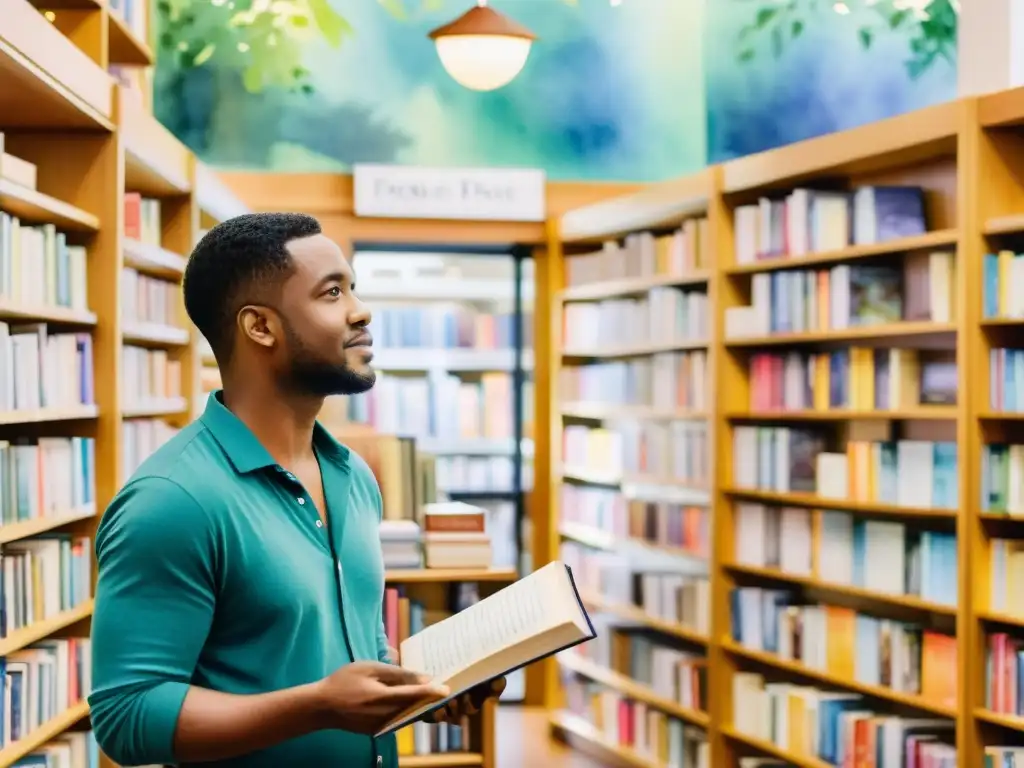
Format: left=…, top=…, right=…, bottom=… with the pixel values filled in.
left=400, top=561, right=579, bottom=681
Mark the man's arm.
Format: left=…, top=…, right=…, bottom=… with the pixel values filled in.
left=88, top=477, right=327, bottom=765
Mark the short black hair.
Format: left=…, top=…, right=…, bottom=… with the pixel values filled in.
left=183, top=212, right=322, bottom=363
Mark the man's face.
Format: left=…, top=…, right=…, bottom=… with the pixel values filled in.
left=274, top=234, right=376, bottom=397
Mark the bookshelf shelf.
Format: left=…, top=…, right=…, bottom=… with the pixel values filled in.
left=0, top=599, right=93, bottom=657
left=120, top=92, right=191, bottom=196
left=0, top=178, right=100, bottom=231
left=726, top=407, right=958, bottom=421
left=975, top=707, right=1024, bottom=732
left=559, top=271, right=710, bottom=302
left=122, top=238, right=187, bottom=278
left=0, top=0, right=113, bottom=129
left=107, top=11, right=153, bottom=66
left=725, top=562, right=957, bottom=618
left=384, top=568, right=518, bottom=584
left=0, top=699, right=91, bottom=765
left=0, top=300, right=97, bottom=326
left=560, top=401, right=706, bottom=421
left=121, top=396, right=189, bottom=419
left=121, top=321, right=190, bottom=346
left=721, top=728, right=832, bottom=768
left=0, top=404, right=98, bottom=425
left=723, top=640, right=957, bottom=717
left=724, top=489, right=958, bottom=522
left=983, top=214, right=1024, bottom=236
left=562, top=339, right=707, bottom=359
left=722, top=228, right=959, bottom=276
left=724, top=321, right=957, bottom=348
left=558, top=653, right=709, bottom=727
left=398, top=754, right=484, bottom=767
left=0, top=504, right=96, bottom=545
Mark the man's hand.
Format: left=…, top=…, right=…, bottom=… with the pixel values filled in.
left=315, top=661, right=449, bottom=735
left=429, top=677, right=507, bottom=724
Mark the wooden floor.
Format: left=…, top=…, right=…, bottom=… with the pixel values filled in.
left=497, top=706, right=609, bottom=767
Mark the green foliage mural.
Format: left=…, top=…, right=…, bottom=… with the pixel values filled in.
left=734, top=0, right=957, bottom=79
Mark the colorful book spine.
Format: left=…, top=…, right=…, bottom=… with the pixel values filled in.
left=1, top=534, right=92, bottom=636
left=123, top=193, right=161, bottom=245
left=980, top=444, right=1024, bottom=515
left=0, top=323, right=94, bottom=412
left=734, top=503, right=957, bottom=605
left=372, top=306, right=519, bottom=350
left=561, top=350, right=708, bottom=410
left=563, top=288, right=708, bottom=350
left=731, top=426, right=958, bottom=509
left=983, top=250, right=1024, bottom=319
left=122, top=419, right=180, bottom=481
left=120, top=267, right=181, bottom=327
left=730, top=586, right=957, bottom=707
left=565, top=222, right=711, bottom=287
left=121, top=345, right=182, bottom=406
left=563, top=422, right=709, bottom=487
left=0, top=213, right=89, bottom=312
left=0, top=436, right=95, bottom=524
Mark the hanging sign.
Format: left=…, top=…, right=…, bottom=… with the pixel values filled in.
left=353, top=163, right=546, bottom=222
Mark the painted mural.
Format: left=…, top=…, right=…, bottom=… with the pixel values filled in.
left=153, top=0, right=957, bottom=179
left=154, top=0, right=707, bottom=181
left=706, top=0, right=958, bottom=162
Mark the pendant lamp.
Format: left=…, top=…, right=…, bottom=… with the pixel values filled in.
left=428, top=2, right=537, bottom=92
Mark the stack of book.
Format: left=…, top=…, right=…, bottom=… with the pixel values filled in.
left=0, top=215, right=89, bottom=313
left=379, top=520, right=423, bottom=570
left=421, top=502, right=492, bottom=570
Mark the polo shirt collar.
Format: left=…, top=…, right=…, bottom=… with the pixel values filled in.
left=201, top=390, right=351, bottom=474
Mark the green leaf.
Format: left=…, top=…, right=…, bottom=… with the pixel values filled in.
left=738, top=47, right=756, bottom=62
left=242, top=65, right=264, bottom=93
left=191, top=42, right=216, bottom=66
left=376, top=0, right=408, bottom=19
left=308, top=0, right=352, bottom=47
left=790, top=19, right=803, bottom=38
left=755, top=7, right=777, bottom=28
left=858, top=27, right=873, bottom=48
left=888, top=9, right=911, bottom=28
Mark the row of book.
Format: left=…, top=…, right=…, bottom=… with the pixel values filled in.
left=561, top=542, right=710, bottom=636
left=981, top=443, right=1024, bottom=515
left=724, top=257, right=954, bottom=339
left=989, top=347, right=1024, bottom=412
left=732, top=671, right=955, bottom=766
left=123, top=192, right=162, bottom=246
left=122, top=345, right=182, bottom=408
left=2, top=534, right=92, bottom=636
left=0, top=437, right=94, bottom=525
left=560, top=351, right=708, bottom=412
left=121, top=267, right=181, bottom=327
left=731, top=426, right=958, bottom=510
left=563, top=289, right=708, bottom=352
left=433, top=455, right=529, bottom=494
left=383, top=582, right=486, bottom=757
left=122, top=418, right=179, bottom=481
left=0, top=324, right=93, bottom=413
left=732, top=185, right=927, bottom=263
left=565, top=220, right=710, bottom=287
left=348, top=371, right=514, bottom=443
left=0, top=636, right=92, bottom=749
left=369, top=306, right=524, bottom=350
left=747, top=347, right=955, bottom=412
left=560, top=484, right=709, bottom=557
left=730, top=586, right=957, bottom=707
left=562, top=676, right=709, bottom=767
left=12, top=730, right=100, bottom=767
left=734, top=503, right=958, bottom=606
left=990, top=537, right=1024, bottom=616
left=0, top=214, right=88, bottom=313
left=983, top=250, right=1024, bottom=320
left=563, top=423, right=710, bottom=487
left=986, top=632, right=1024, bottom=717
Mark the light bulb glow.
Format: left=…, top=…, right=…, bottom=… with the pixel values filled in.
left=434, top=34, right=532, bottom=91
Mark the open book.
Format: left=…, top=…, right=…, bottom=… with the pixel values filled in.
left=375, top=560, right=596, bottom=735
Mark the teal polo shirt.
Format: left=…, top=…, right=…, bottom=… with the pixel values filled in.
left=88, top=391, right=398, bottom=768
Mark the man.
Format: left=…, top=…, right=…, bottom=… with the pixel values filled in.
left=89, top=213, right=504, bottom=767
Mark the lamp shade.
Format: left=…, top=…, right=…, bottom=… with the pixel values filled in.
left=428, top=6, right=537, bottom=92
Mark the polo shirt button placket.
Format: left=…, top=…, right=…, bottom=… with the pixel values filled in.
left=376, top=756, right=382, bottom=768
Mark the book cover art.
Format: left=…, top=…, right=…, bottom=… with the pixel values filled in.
left=849, top=266, right=903, bottom=326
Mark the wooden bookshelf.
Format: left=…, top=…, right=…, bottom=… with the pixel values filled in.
left=537, top=99, right=1015, bottom=766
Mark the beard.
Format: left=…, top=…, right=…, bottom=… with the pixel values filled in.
left=279, top=320, right=377, bottom=397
